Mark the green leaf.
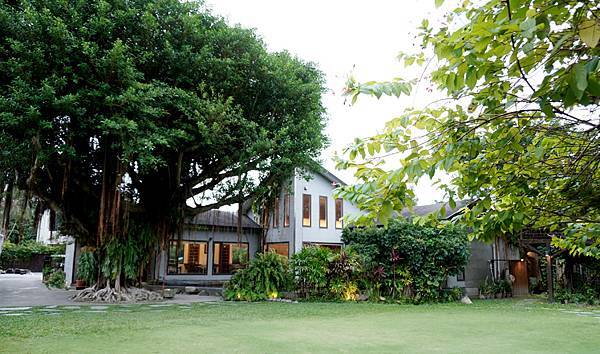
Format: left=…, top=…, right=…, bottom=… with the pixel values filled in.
left=448, top=198, right=456, bottom=209
left=579, top=19, right=600, bottom=48
left=519, top=18, right=536, bottom=38
left=569, top=62, right=588, bottom=99
left=526, top=8, right=536, bottom=18
left=435, top=0, right=444, bottom=8
left=587, top=77, right=600, bottom=96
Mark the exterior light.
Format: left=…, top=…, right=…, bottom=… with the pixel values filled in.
left=520, top=258, right=524, bottom=262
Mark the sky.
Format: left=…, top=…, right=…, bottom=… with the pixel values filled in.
left=204, top=0, right=451, bottom=204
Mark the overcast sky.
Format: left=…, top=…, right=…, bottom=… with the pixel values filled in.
left=204, top=0, right=451, bottom=204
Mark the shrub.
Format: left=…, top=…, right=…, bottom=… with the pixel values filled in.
left=326, top=247, right=364, bottom=301
left=342, top=219, right=470, bottom=303
left=441, top=287, right=464, bottom=302
left=479, top=278, right=495, bottom=298
left=0, top=241, right=65, bottom=269
left=224, top=251, right=292, bottom=301
left=77, top=250, right=97, bottom=285
left=290, top=246, right=332, bottom=298
left=46, top=269, right=66, bottom=289
left=555, top=287, right=598, bottom=305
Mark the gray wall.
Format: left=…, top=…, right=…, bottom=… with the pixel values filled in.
left=465, top=241, right=493, bottom=291
left=447, top=240, right=494, bottom=296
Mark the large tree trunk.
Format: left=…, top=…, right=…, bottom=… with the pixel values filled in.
left=15, top=189, right=30, bottom=244
left=0, top=179, right=15, bottom=256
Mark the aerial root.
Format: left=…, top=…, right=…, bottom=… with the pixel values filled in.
left=71, top=284, right=163, bottom=303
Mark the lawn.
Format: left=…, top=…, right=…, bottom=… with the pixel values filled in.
left=1, top=299, right=599, bottom=353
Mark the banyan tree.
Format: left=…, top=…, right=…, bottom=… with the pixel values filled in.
left=0, top=0, right=327, bottom=300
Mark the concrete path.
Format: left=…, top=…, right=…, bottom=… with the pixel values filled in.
left=0, top=272, right=221, bottom=308
left=0, top=273, right=76, bottom=307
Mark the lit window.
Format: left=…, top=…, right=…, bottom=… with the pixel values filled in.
left=284, top=194, right=290, bottom=227
left=335, top=198, right=343, bottom=229
left=302, top=194, right=311, bottom=227
left=319, top=196, right=327, bottom=228
left=273, top=198, right=280, bottom=228
left=267, top=242, right=289, bottom=258
left=213, top=242, right=249, bottom=275
left=167, top=240, right=208, bottom=275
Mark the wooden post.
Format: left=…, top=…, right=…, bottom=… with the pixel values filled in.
left=546, top=255, right=553, bottom=302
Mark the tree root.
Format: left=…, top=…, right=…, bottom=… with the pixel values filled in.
left=71, top=285, right=163, bottom=303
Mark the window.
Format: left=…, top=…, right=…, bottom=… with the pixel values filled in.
left=302, top=194, right=311, bottom=227
left=319, top=196, right=327, bottom=228
left=335, top=198, right=343, bottom=229
left=167, top=240, right=208, bottom=275
left=457, top=268, right=466, bottom=281
left=273, top=198, right=280, bottom=228
left=303, top=242, right=342, bottom=252
left=213, top=242, right=249, bottom=275
left=266, top=242, right=289, bottom=258
left=284, top=194, right=290, bottom=227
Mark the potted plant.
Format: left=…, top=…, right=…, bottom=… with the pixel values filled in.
left=76, top=249, right=96, bottom=289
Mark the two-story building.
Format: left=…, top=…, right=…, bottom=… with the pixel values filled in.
left=154, top=166, right=361, bottom=285
left=263, top=167, right=361, bottom=257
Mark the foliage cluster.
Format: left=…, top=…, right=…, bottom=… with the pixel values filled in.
left=290, top=246, right=332, bottom=297
left=342, top=220, right=470, bottom=303
left=225, top=247, right=365, bottom=302
left=478, top=278, right=513, bottom=298
left=555, top=286, right=599, bottom=305
left=227, top=220, right=467, bottom=304
left=76, top=250, right=97, bottom=285
left=337, top=0, right=600, bottom=257
left=46, top=269, right=66, bottom=289
left=0, top=241, right=65, bottom=268
left=98, top=223, right=156, bottom=286
left=224, top=251, right=292, bottom=301
left=290, top=246, right=363, bottom=301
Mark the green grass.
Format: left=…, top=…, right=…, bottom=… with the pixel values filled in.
left=1, top=299, right=599, bottom=353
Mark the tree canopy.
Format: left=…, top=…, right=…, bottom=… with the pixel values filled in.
left=0, top=0, right=327, bottom=289
left=337, top=0, right=600, bottom=257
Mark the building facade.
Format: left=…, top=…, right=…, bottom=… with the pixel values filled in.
left=263, top=168, right=362, bottom=258
left=154, top=167, right=361, bottom=285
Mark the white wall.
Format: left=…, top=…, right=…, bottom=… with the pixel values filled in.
left=36, top=210, right=52, bottom=244
left=36, top=210, right=69, bottom=245
left=293, top=171, right=362, bottom=252
left=64, top=238, right=76, bottom=286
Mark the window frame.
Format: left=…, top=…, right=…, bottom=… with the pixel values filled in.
left=302, top=194, right=311, bottom=227
left=319, top=195, right=328, bottom=229
left=212, top=241, right=250, bottom=275
left=273, top=197, right=280, bottom=228
left=457, top=268, right=466, bottom=282
left=167, top=240, right=209, bottom=275
left=335, top=198, right=344, bottom=229
left=283, top=194, right=290, bottom=228
left=266, top=242, right=290, bottom=258
left=303, top=242, right=343, bottom=252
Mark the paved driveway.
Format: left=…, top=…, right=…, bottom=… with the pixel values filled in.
left=0, top=273, right=76, bottom=307
left=0, top=273, right=221, bottom=308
